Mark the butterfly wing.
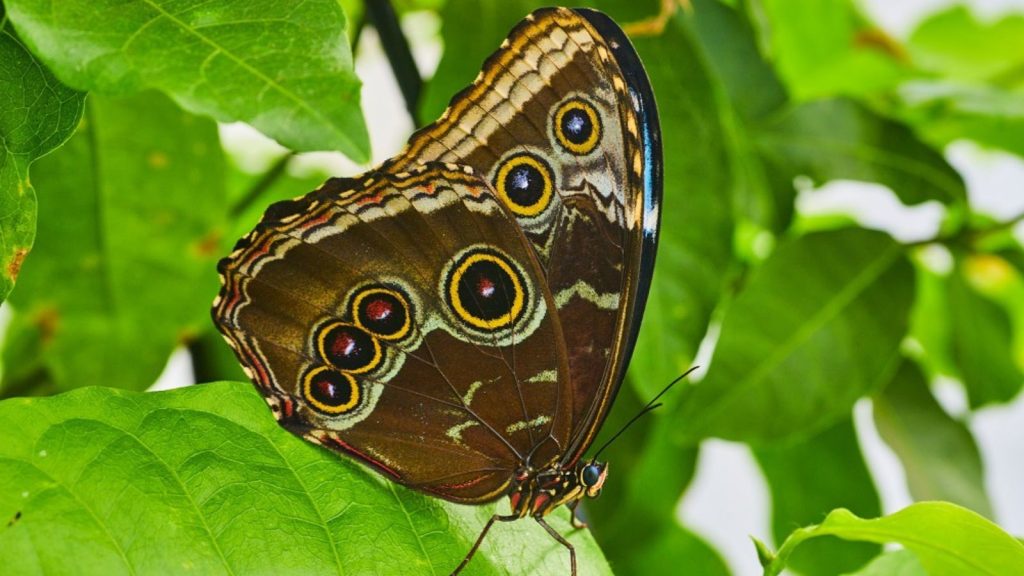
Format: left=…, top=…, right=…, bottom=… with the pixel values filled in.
left=213, top=165, right=573, bottom=503
left=386, top=8, right=662, bottom=462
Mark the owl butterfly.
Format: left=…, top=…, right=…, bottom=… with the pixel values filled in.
left=213, top=7, right=661, bottom=575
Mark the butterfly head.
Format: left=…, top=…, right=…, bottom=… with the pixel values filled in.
left=579, top=460, right=608, bottom=498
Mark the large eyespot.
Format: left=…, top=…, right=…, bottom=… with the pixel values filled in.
left=352, top=286, right=411, bottom=341
left=315, top=322, right=382, bottom=374
left=302, top=367, right=360, bottom=415
left=494, top=153, right=554, bottom=217
left=444, top=247, right=527, bottom=331
left=553, top=97, right=602, bottom=155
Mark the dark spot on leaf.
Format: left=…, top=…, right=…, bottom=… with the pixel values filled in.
left=34, top=307, right=60, bottom=344
left=6, top=247, right=29, bottom=281
left=7, top=511, right=21, bottom=527
left=194, top=230, right=223, bottom=258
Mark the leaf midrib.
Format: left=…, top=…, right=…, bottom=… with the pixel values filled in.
left=131, top=0, right=360, bottom=154
left=697, top=242, right=904, bottom=432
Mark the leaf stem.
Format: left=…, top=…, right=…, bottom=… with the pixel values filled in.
left=364, top=0, right=422, bottom=126
left=228, top=152, right=296, bottom=218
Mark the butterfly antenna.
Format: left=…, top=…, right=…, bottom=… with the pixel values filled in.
left=592, top=366, right=699, bottom=460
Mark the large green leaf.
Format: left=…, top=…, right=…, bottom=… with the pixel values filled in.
left=948, top=257, right=1024, bottom=407
left=754, top=418, right=881, bottom=575
left=677, top=229, right=913, bottom=443
left=1, top=92, right=225, bottom=396
left=873, top=359, right=993, bottom=516
left=761, top=502, right=1024, bottom=576
left=752, top=0, right=907, bottom=100
left=842, top=550, right=925, bottom=576
left=898, top=81, right=1024, bottom=158
left=754, top=98, right=967, bottom=208
left=908, top=6, right=1024, bottom=83
left=0, top=23, right=84, bottom=303
left=0, top=383, right=610, bottom=575
left=5, top=0, right=369, bottom=160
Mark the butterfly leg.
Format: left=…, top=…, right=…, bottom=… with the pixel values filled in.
left=451, top=513, right=518, bottom=575
left=568, top=501, right=588, bottom=530
left=536, top=516, right=576, bottom=576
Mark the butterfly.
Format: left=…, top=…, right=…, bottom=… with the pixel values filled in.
left=212, top=7, right=661, bottom=574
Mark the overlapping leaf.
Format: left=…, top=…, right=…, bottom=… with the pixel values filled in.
left=676, top=229, right=913, bottom=443
left=1, top=92, right=225, bottom=396
left=874, top=360, right=993, bottom=516
left=762, top=502, right=1024, bottom=576
left=4, top=0, right=369, bottom=159
left=754, top=418, right=881, bottom=575
left=0, top=24, right=84, bottom=303
left=0, top=382, right=610, bottom=575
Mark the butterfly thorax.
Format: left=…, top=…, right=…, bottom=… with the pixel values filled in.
left=508, top=460, right=608, bottom=518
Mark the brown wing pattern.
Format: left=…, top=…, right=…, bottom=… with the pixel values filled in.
left=213, top=165, right=573, bottom=503
left=384, top=8, right=661, bottom=463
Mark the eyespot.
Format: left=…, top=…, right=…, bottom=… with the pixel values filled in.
left=493, top=153, right=554, bottom=217
left=302, top=367, right=360, bottom=415
left=443, top=247, right=527, bottom=331
left=352, top=286, right=411, bottom=341
left=553, top=97, right=602, bottom=155
left=315, top=322, right=382, bottom=374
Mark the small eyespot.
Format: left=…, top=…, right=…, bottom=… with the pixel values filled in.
left=302, top=367, right=360, bottom=414
left=444, top=247, right=527, bottom=331
left=315, top=322, right=382, bottom=373
left=494, top=153, right=554, bottom=217
left=553, top=97, right=602, bottom=155
left=352, top=286, right=411, bottom=341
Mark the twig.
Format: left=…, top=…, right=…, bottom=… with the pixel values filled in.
left=364, top=0, right=423, bottom=126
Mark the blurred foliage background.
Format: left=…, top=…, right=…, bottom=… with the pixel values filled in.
left=1, top=0, right=1023, bottom=574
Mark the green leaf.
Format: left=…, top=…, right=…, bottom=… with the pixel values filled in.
left=948, top=257, right=1024, bottom=407
left=873, top=359, right=993, bottom=517
left=754, top=418, right=881, bottom=575
left=685, top=0, right=791, bottom=230
left=627, top=12, right=734, bottom=397
left=754, top=98, right=967, bottom=207
left=686, top=0, right=787, bottom=122
left=908, top=6, right=1024, bottom=83
left=898, top=81, right=1024, bottom=157
left=764, top=502, right=1024, bottom=576
left=908, top=253, right=956, bottom=377
left=752, top=0, right=907, bottom=100
left=0, top=383, right=610, bottom=575
left=677, top=228, right=913, bottom=443
left=5, top=0, right=369, bottom=159
left=1, top=92, right=225, bottom=395
left=0, top=25, right=85, bottom=302
left=842, top=550, right=925, bottom=576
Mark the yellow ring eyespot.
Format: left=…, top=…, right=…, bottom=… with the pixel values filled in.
left=553, top=98, right=601, bottom=155
left=315, top=322, right=382, bottom=374
left=351, top=286, right=411, bottom=341
left=445, top=249, right=526, bottom=331
left=494, top=153, right=554, bottom=218
left=302, top=367, right=360, bottom=414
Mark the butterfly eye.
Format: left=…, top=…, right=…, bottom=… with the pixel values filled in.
left=494, top=153, right=554, bottom=217
left=582, top=464, right=602, bottom=487
left=444, top=248, right=526, bottom=331
left=302, top=367, right=360, bottom=415
left=352, top=286, right=411, bottom=341
left=315, top=322, right=382, bottom=374
left=553, top=97, right=602, bottom=155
